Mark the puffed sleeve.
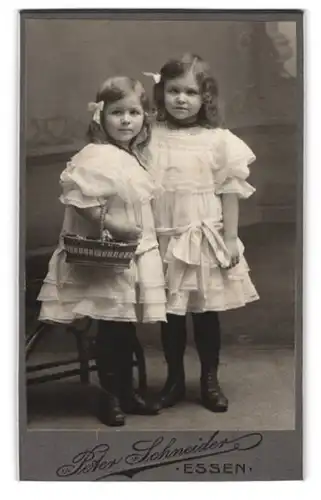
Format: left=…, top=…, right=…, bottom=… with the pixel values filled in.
left=59, top=144, right=120, bottom=208
left=214, top=129, right=256, bottom=199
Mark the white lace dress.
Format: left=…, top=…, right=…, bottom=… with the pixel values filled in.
left=38, top=143, right=167, bottom=324
left=147, top=123, right=259, bottom=315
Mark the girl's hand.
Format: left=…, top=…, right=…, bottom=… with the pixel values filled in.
left=224, top=237, right=240, bottom=269
left=108, top=221, right=142, bottom=242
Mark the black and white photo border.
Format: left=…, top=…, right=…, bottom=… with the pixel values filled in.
left=19, top=9, right=303, bottom=481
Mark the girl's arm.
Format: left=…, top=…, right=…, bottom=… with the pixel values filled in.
left=74, top=206, right=104, bottom=227
left=221, top=193, right=240, bottom=268
left=74, top=206, right=141, bottom=241
left=74, top=206, right=110, bottom=237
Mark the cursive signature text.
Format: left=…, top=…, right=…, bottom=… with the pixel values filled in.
left=56, top=431, right=263, bottom=479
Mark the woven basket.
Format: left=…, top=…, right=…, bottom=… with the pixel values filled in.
left=62, top=204, right=138, bottom=269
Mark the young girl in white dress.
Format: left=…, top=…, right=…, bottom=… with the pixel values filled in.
left=145, top=53, right=259, bottom=412
left=37, top=76, right=166, bottom=426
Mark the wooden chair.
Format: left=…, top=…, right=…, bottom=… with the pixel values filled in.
left=25, top=249, right=147, bottom=390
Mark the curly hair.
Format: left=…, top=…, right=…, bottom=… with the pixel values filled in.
left=153, top=53, right=223, bottom=128
left=87, top=76, right=152, bottom=161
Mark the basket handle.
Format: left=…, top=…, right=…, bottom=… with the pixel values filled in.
left=100, top=202, right=108, bottom=241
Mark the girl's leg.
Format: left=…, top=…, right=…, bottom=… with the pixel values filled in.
left=118, top=324, right=160, bottom=415
left=192, top=311, right=228, bottom=412
left=159, top=313, right=187, bottom=408
left=96, top=320, right=126, bottom=426
left=96, top=320, right=159, bottom=422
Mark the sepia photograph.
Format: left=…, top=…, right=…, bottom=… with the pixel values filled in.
left=20, top=10, right=303, bottom=481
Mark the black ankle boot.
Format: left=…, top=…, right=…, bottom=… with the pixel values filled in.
left=98, top=388, right=126, bottom=427
left=123, top=390, right=161, bottom=415
left=200, top=368, right=228, bottom=413
left=192, top=312, right=228, bottom=413
left=158, top=314, right=187, bottom=409
left=159, top=370, right=186, bottom=408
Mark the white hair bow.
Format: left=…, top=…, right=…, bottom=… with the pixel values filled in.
left=87, top=100, right=104, bottom=124
left=142, top=72, right=161, bottom=84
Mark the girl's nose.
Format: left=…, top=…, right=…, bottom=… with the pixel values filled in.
left=177, top=93, right=186, bottom=103
left=121, top=114, right=130, bottom=124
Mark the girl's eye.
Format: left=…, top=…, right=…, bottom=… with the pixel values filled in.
left=130, top=109, right=141, bottom=116
left=111, top=110, right=122, bottom=116
left=168, top=88, right=179, bottom=94
left=187, top=89, right=199, bottom=96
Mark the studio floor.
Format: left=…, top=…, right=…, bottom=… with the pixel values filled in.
left=26, top=345, right=295, bottom=431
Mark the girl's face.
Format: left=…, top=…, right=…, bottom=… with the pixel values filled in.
left=103, top=93, right=144, bottom=147
left=164, top=71, right=202, bottom=122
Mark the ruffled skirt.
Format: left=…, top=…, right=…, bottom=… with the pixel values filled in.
left=38, top=245, right=167, bottom=324
left=157, top=221, right=259, bottom=315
